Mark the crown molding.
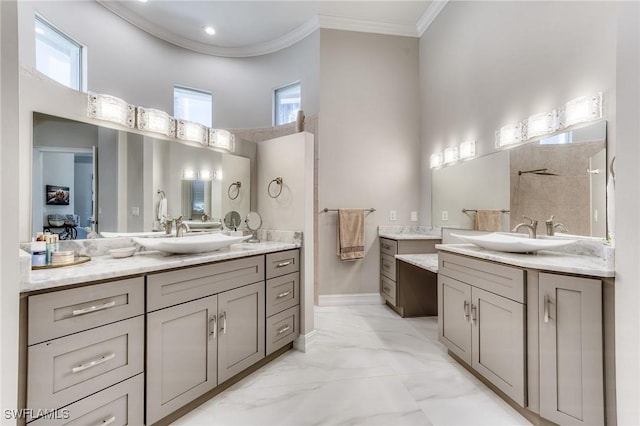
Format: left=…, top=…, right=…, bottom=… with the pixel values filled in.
left=99, top=1, right=446, bottom=58
left=417, top=0, right=449, bottom=37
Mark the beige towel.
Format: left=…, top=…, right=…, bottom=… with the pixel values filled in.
left=336, top=209, right=365, bottom=261
left=474, top=210, right=503, bottom=232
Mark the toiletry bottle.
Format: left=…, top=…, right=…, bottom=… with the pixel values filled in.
left=31, top=241, right=46, bottom=266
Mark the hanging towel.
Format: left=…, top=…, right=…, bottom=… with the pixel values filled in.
left=474, top=210, right=503, bottom=232
left=336, top=209, right=365, bottom=261
left=157, top=198, right=168, bottom=222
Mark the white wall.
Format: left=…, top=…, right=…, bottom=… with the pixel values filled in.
left=221, top=154, right=251, bottom=221
left=18, top=1, right=319, bottom=129
left=257, top=132, right=315, bottom=336
left=318, top=29, right=420, bottom=296
left=419, top=1, right=617, bottom=225
left=1, top=0, right=20, bottom=423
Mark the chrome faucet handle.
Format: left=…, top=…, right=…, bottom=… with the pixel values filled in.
left=522, top=215, right=535, bottom=225
left=545, top=215, right=554, bottom=224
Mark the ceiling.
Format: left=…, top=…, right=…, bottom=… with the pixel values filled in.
left=98, top=1, right=446, bottom=57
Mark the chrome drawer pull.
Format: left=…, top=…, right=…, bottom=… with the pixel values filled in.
left=383, top=262, right=390, bottom=270
left=544, top=295, right=550, bottom=323
left=470, top=304, right=477, bottom=326
left=463, top=300, right=470, bottom=320
left=382, top=244, right=392, bottom=250
left=277, top=291, right=291, bottom=299
left=72, top=353, right=116, bottom=373
left=95, top=416, right=116, bottom=426
left=72, top=301, right=116, bottom=316
left=277, top=325, right=290, bottom=334
left=276, top=261, right=292, bottom=268
left=383, top=285, right=390, bottom=294
left=209, top=315, right=217, bottom=340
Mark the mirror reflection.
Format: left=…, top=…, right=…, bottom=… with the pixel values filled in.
left=32, top=112, right=252, bottom=239
left=432, top=120, right=607, bottom=238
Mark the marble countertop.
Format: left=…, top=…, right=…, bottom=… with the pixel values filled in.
left=436, top=244, right=614, bottom=278
left=22, top=241, right=299, bottom=293
left=395, top=254, right=439, bottom=273
left=379, top=233, right=442, bottom=241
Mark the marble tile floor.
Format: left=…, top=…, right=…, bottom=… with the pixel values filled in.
left=171, top=305, right=531, bottom=426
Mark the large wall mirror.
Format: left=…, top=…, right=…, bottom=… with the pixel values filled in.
left=432, top=120, right=607, bottom=238
left=32, top=112, right=254, bottom=239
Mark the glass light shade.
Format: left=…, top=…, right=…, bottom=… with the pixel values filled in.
left=177, top=120, right=208, bottom=145
left=182, top=169, right=196, bottom=180
left=198, top=169, right=212, bottom=180
left=459, top=140, right=476, bottom=159
left=562, top=93, right=602, bottom=128
left=137, top=107, right=176, bottom=137
left=209, top=129, right=235, bottom=151
left=496, top=122, right=524, bottom=148
left=527, top=111, right=557, bottom=139
left=214, top=170, right=222, bottom=181
left=444, top=147, right=459, bottom=164
left=430, top=152, right=443, bottom=168
left=87, top=93, right=135, bottom=128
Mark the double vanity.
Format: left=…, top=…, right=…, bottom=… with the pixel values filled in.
left=379, top=226, right=615, bottom=426
left=19, top=238, right=301, bottom=425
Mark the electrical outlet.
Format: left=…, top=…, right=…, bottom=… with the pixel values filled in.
left=442, top=210, right=449, bottom=221
left=410, top=211, right=418, bottom=222
left=132, top=207, right=140, bottom=216
left=390, top=210, right=397, bottom=221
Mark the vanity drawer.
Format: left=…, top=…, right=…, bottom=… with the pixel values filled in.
left=28, top=277, right=144, bottom=345
left=266, top=272, right=300, bottom=317
left=266, top=250, right=300, bottom=279
left=27, top=316, right=144, bottom=415
left=380, top=254, right=396, bottom=280
left=380, top=238, right=398, bottom=256
left=381, top=275, right=397, bottom=306
left=266, top=305, right=299, bottom=356
left=147, top=255, right=264, bottom=311
left=29, top=373, right=144, bottom=425
left=439, top=253, right=525, bottom=303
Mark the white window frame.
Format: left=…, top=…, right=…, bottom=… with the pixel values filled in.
left=273, top=81, right=301, bottom=126
left=34, top=13, right=86, bottom=92
left=173, top=85, right=213, bottom=128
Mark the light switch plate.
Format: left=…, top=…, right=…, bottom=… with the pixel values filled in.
left=390, top=210, right=397, bottom=221
left=410, top=211, right=418, bottom=222
left=442, top=211, right=448, bottom=221
left=132, top=207, right=140, bottom=216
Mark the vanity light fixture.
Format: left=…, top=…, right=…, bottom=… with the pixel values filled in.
left=176, top=119, right=208, bottom=145
left=182, top=169, right=196, bottom=180
left=561, top=93, right=602, bottom=128
left=459, top=140, right=476, bottom=160
left=430, top=152, right=444, bottom=169
left=443, top=147, right=459, bottom=164
left=198, top=169, right=213, bottom=180
left=495, top=122, right=525, bottom=148
left=209, top=129, right=235, bottom=152
left=137, top=107, right=176, bottom=137
left=527, top=111, right=558, bottom=139
left=87, top=93, right=136, bottom=128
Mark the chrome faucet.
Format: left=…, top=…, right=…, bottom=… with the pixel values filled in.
left=512, top=216, right=538, bottom=239
left=545, top=215, right=568, bottom=235
left=175, top=217, right=190, bottom=237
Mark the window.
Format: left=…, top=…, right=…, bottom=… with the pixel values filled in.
left=274, top=82, right=301, bottom=126
left=35, top=15, right=82, bottom=91
left=174, top=86, right=213, bottom=128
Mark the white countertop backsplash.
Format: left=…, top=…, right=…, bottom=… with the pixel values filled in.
left=20, top=230, right=302, bottom=293
left=378, top=226, right=442, bottom=240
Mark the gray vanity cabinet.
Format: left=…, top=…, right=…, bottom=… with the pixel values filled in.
left=146, top=295, right=219, bottom=425
left=217, top=282, right=265, bottom=383
left=438, top=253, right=526, bottom=407
left=539, top=273, right=604, bottom=426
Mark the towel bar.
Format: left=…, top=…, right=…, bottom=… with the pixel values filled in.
left=462, top=208, right=509, bottom=214
left=322, top=208, right=376, bottom=213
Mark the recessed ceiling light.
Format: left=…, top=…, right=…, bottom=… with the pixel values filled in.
left=139, top=0, right=148, bottom=3
left=204, top=26, right=216, bottom=35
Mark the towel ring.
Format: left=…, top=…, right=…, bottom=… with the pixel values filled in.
left=228, top=182, right=241, bottom=200
left=268, top=177, right=283, bottom=199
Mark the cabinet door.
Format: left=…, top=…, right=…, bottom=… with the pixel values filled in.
left=146, top=295, right=218, bottom=425
left=438, top=275, right=472, bottom=364
left=472, top=287, right=525, bottom=407
left=539, top=273, right=603, bottom=426
left=218, top=282, right=265, bottom=383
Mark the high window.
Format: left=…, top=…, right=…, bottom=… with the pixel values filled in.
left=174, top=85, right=213, bottom=128
left=274, top=82, right=301, bottom=126
left=35, top=15, right=83, bottom=91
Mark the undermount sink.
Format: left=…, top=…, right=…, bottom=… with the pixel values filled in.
left=132, top=233, right=250, bottom=254
left=451, top=232, right=576, bottom=253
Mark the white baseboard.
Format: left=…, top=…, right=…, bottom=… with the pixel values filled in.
left=317, top=293, right=384, bottom=307
left=293, top=330, right=317, bottom=353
